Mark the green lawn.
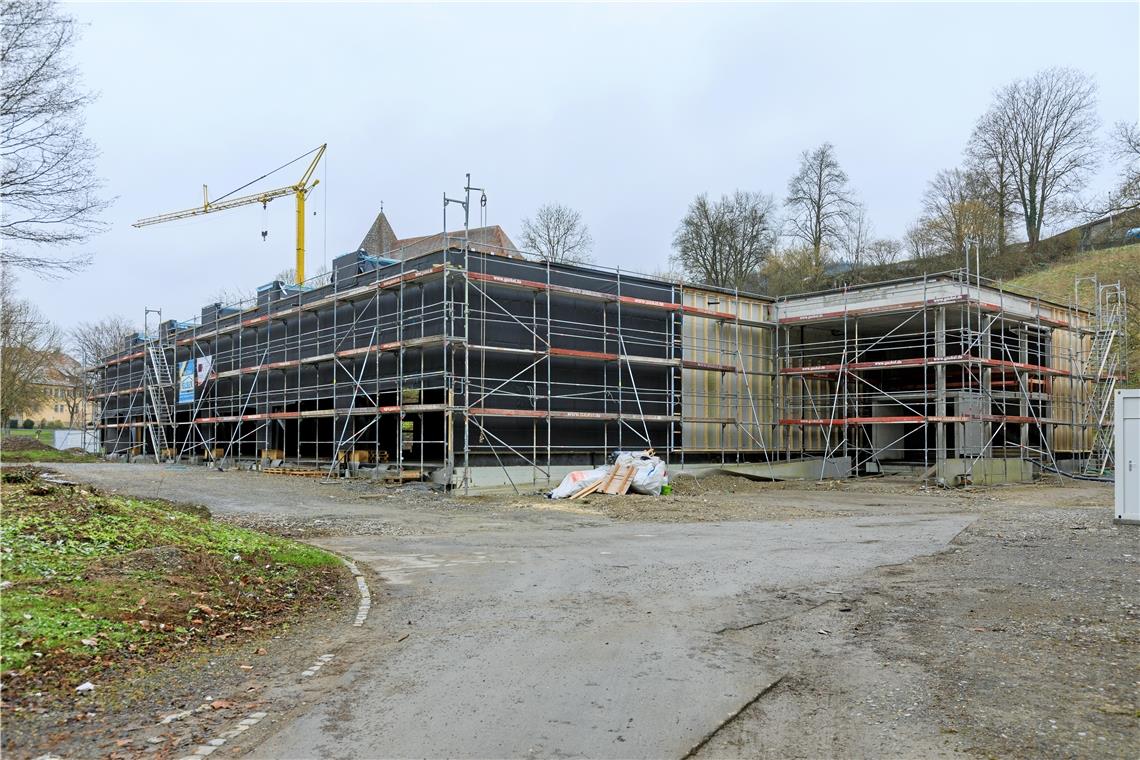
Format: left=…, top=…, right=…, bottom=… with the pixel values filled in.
left=0, top=431, right=101, bottom=463
left=4, top=429, right=55, bottom=445
left=1008, top=243, right=1140, bottom=386
left=0, top=472, right=347, bottom=697
left=0, top=448, right=101, bottom=464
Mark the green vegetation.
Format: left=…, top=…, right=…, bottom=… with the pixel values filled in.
left=1008, top=243, right=1140, bottom=386
left=0, top=447, right=100, bottom=464
left=0, top=471, right=345, bottom=696
left=4, top=429, right=55, bottom=445
left=0, top=435, right=100, bottom=463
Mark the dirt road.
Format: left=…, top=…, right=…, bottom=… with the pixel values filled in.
left=41, top=464, right=1136, bottom=759
left=245, top=514, right=971, bottom=758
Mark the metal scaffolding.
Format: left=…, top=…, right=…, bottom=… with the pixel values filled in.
left=775, top=270, right=1126, bottom=483
left=90, top=237, right=1121, bottom=488
left=91, top=240, right=779, bottom=490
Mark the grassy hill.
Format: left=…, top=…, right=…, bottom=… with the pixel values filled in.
left=1007, top=243, right=1140, bottom=386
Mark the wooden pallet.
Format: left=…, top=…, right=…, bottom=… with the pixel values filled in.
left=262, top=467, right=327, bottom=478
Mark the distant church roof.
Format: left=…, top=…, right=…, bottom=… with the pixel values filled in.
left=358, top=210, right=398, bottom=257
left=358, top=210, right=523, bottom=261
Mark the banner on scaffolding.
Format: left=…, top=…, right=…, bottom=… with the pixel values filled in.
left=177, top=360, right=194, bottom=403
left=195, top=355, right=214, bottom=384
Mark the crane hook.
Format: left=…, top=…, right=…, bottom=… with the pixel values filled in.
left=261, top=201, right=268, bottom=241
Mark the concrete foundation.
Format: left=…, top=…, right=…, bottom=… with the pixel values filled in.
left=936, top=458, right=1035, bottom=485
left=708, top=457, right=853, bottom=481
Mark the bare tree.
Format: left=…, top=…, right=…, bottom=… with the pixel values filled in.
left=202, top=263, right=334, bottom=308
left=967, top=109, right=1015, bottom=255
left=904, top=221, right=940, bottom=262
left=1, top=0, right=110, bottom=274
left=921, top=169, right=970, bottom=254
left=920, top=168, right=1005, bottom=259
left=69, top=315, right=136, bottom=367
left=761, top=244, right=832, bottom=296
left=974, top=68, right=1099, bottom=253
left=785, top=142, right=856, bottom=258
left=274, top=263, right=332, bottom=288
left=1116, top=121, right=1140, bottom=162
left=1100, top=121, right=1140, bottom=216
left=672, top=190, right=777, bottom=290
left=520, top=203, right=593, bottom=264
left=65, top=315, right=135, bottom=428
left=865, top=238, right=902, bottom=268
left=0, top=268, right=61, bottom=421
left=208, top=285, right=256, bottom=307
left=840, top=202, right=873, bottom=273
left=647, top=267, right=685, bottom=284
left=51, top=353, right=84, bottom=427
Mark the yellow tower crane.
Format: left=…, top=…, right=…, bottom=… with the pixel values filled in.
left=133, top=144, right=327, bottom=286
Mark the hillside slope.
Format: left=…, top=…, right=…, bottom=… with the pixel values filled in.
left=1008, top=243, right=1140, bottom=385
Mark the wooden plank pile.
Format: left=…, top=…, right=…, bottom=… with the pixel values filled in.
left=570, top=462, right=636, bottom=499
left=337, top=449, right=390, bottom=464
left=262, top=467, right=326, bottom=478
left=382, top=469, right=423, bottom=483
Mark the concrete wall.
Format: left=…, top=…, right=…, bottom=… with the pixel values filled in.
left=936, top=458, right=1034, bottom=485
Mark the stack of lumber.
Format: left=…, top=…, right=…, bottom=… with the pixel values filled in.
left=262, top=467, right=326, bottom=478
left=570, top=462, right=636, bottom=499
left=382, top=469, right=423, bottom=483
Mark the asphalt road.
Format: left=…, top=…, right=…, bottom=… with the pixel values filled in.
left=247, top=516, right=972, bottom=759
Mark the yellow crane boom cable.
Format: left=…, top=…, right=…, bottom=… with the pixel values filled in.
left=210, top=144, right=323, bottom=205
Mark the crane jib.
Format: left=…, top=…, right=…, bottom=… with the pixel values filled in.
left=131, top=144, right=327, bottom=287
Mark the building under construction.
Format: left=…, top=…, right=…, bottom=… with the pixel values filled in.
left=90, top=216, right=1126, bottom=489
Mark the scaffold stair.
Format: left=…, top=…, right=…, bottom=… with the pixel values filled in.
left=144, top=340, right=174, bottom=463
left=1081, top=292, right=1123, bottom=477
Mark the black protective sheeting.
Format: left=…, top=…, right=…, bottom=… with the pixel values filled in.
left=94, top=248, right=683, bottom=467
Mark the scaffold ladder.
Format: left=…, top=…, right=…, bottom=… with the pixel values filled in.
left=1082, top=284, right=1124, bottom=477
left=144, top=337, right=174, bottom=463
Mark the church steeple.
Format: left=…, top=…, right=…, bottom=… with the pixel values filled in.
left=357, top=209, right=398, bottom=256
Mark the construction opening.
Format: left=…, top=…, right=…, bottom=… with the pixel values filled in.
left=89, top=207, right=1127, bottom=491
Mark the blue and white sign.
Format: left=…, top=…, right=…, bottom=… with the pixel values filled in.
left=177, top=360, right=194, bottom=403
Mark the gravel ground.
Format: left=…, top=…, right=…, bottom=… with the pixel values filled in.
left=2, top=583, right=363, bottom=760
left=696, top=504, right=1139, bottom=759
left=489, top=472, right=1115, bottom=524
left=29, top=462, right=1137, bottom=759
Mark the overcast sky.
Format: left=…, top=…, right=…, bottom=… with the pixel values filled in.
left=15, top=1, right=1140, bottom=332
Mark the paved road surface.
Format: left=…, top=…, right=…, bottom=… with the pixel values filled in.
left=248, top=516, right=971, bottom=759
left=49, top=464, right=973, bottom=758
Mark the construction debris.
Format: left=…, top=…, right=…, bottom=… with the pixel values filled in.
left=261, top=467, right=326, bottom=478
left=550, top=450, right=667, bottom=499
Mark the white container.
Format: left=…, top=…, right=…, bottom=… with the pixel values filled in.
left=53, top=428, right=99, bottom=453
left=1116, top=390, right=1140, bottom=524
